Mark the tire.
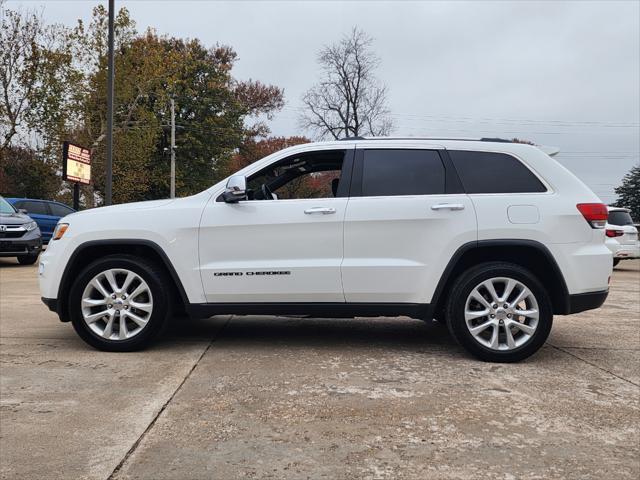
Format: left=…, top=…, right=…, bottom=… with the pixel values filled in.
left=445, top=262, right=553, bottom=363
left=17, top=253, right=39, bottom=265
left=613, top=258, right=620, bottom=267
left=68, top=254, right=172, bottom=351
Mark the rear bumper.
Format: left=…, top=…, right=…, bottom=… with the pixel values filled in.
left=567, top=290, right=608, bottom=314
left=548, top=242, right=611, bottom=298
left=612, top=244, right=640, bottom=259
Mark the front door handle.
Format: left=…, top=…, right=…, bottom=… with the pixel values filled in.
left=431, top=203, right=465, bottom=211
left=304, top=207, right=336, bottom=215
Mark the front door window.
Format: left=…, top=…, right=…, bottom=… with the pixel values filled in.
left=246, top=150, right=347, bottom=201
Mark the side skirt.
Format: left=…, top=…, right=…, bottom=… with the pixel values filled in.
left=186, top=302, right=433, bottom=320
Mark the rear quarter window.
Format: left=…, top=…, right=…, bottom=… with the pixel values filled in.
left=449, top=150, right=547, bottom=194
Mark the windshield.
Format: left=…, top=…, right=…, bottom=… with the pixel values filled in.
left=0, top=196, right=16, bottom=214
left=608, top=210, right=634, bottom=226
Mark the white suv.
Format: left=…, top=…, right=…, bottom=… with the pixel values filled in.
left=605, top=206, right=639, bottom=267
left=39, top=138, right=612, bottom=362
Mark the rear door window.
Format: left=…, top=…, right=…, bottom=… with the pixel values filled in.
left=361, top=149, right=446, bottom=197
left=20, top=201, right=49, bottom=215
left=449, top=150, right=546, bottom=194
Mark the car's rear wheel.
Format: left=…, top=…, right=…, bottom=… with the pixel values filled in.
left=17, top=253, right=39, bottom=265
left=69, top=254, right=172, bottom=351
left=446, top=262, right=552, bottom=363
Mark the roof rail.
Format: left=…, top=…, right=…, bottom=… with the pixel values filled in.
left=479, top=137, right=514, bottom=143
left=336, top=136, right=516, bottom=143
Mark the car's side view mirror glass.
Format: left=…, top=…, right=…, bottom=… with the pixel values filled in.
left=222, top=175, right=247, bottom=203
left=18, top=208, right=28, bottom=214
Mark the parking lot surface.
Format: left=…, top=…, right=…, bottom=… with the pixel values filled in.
left=1, top=259, right=638, bottom=479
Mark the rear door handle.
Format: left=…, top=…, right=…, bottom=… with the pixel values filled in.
left=304, top=207, right=336, bottom=215
left=431, top=203, right=465, bottom=211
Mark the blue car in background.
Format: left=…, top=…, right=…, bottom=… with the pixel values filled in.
left=6, top=198, right=75, bottom=243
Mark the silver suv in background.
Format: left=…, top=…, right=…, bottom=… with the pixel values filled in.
left=0, top=196, right=42, bottom=265
left=605, top=206, right=639, bottom=267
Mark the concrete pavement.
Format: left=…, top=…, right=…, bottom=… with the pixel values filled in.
left=1, top=258, right=638, bottom=479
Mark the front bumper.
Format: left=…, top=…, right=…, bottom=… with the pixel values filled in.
left=567, top=289, right=609, bottom=314
left=0, top=234, right=42, bottom=257
left=41, top=296, right=67, bottom=322
left=41, top=297, right=58, bottom=313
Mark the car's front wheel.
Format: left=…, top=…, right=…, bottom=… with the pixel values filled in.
left=446, top=262, right=553, bottom=363
left=17, top=253, right=39, bottom=265
left=69, top=254, right=172, bottom=351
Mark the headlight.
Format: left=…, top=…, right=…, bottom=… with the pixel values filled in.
left=52, top=223, right=69, bottom=240
left=24, top=221, right=38, bottom=231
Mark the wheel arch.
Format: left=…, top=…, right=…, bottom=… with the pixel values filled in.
left=431, top=240, right=570, bottom=317
left=57, top=239, right=188, bottom=322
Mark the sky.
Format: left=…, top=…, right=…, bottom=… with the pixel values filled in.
left=6, top=0, right=640, bottom=203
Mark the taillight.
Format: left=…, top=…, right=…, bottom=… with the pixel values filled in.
left=576, top=203, right=608, bottom=229
left=605, top=228, right=624, bottom=238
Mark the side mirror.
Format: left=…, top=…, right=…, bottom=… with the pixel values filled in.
left=222, top=175, right=247, bottom=203
left=18, top=209, right=28, bottom=214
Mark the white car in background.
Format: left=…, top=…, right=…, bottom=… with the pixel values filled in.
left=605, top=206, right=639, bottom=267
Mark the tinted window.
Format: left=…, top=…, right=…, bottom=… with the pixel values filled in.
left=449, top=151, right=546, bottom=194
left=19, top=201, right=49, bottom=215
left=362, top=150, right=445, bottom=197
left=608, top=210, right=634, bottom=226
left=247, top=150, right=345, bottom=200
left=49, top=203, right=74, bottom=217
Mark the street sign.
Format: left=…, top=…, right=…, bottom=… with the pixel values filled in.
left=62, top=141, right=91, bottom=185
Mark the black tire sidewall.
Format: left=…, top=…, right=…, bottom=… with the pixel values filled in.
left=69, top=255, right=171, bottom=351
left=447, top=262, right=553, bottom=363
left=17, top=254, right=39, bottom=265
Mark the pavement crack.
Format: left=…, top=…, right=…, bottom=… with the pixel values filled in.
left=106, top=315, right=232, bottom=480
left=548, top=343, right=640, bottom=388
left=550, top=346, right=639, bottom=351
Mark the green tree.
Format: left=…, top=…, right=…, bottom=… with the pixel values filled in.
left=0, top=146, right=59, bottom=198
left=1, top=4, right=285, bottom=205
left=73, top=8, right=284, bottom=203
left=70, top=7, right=157, bottom=204
left=151, top=40, right=284, bottom=197
left=613, top=164, right=640, bottom=221
left=230, top=136, right=310, bottom=171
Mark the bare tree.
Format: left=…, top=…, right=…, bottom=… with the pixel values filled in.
left=300, top=27, right=393, bottom=140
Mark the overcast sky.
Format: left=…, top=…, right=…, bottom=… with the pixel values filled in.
left=7, top=0, right=640, bottom=203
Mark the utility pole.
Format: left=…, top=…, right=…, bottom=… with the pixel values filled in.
left=170, top=98, right=176, bottom=198
left=73, top=183, right=80, bottom=211
left=105, top=0, right=115, bottom=205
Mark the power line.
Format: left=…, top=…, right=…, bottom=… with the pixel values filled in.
left=281, top=106, right=640, bottom=128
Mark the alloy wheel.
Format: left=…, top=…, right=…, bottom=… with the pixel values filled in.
left=464, top=276, right=539, bottom=351
left=81, top=268, right=153, bottom=341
